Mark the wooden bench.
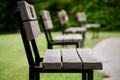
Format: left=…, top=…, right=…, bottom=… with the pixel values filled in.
left=76, top=12, right=100, bottom=39
left=40, top=10, right=83, bottom=48
left=17, top=1, right=102, bottom=80
left=57, top=10, right=87, bottom=47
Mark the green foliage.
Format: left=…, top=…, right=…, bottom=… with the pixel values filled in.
left=0, top=0, right=19, bottom=33
left=0, top=0, right=120, bottom=33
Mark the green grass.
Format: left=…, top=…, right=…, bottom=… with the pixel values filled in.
left=0, top=31, right=120, bottom=80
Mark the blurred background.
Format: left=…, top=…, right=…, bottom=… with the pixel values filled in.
left=0, top=0, right=120, bottom=33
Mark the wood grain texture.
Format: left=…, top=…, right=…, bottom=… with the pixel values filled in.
left=40, top=10, right=53, bottom=29
left=43, top=49, right=61, bottom=69
left=23, top=21, right=40, bottom=41
left=77, top=48, right=102, bottom=69
left=17, top=1, right=37, bottom=20
left=61, top=48, right=82, bottom=69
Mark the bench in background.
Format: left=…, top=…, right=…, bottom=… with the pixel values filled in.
left=58, top=10, right=86, bottom=47
left=76, top=12, right=100, bottom=39
left=40, top=10, right=83, bottom=48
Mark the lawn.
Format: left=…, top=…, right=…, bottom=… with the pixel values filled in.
left=0, top=31, right=120, bottom=80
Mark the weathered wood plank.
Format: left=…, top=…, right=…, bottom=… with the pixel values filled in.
left=77, top=48, right=102, bottom=70
left=72, top=34, right=82, bottom=42
left=40, top=10, right=53, bottom=29
left=23, top=21, right=40, bottom=41
left=61, top=48, right=82, bottom=69
left=76, top=12, right=86, bottom=22
left=17, top=1, right=37, bottom=20
left=54, top=34, right=82, bottom=43
left=65, top=27, right=86, bottom=33
left=43, top=49, right=61, bottom=69
left=54, top=35, right=64, bottom=43
left=85, top=24, right=100, bottom=28
left=63, top=35, right=73, bottom=42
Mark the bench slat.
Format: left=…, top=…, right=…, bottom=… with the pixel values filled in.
left=65, top=27, right=86, bottom=33
left=61, top=48, right=82, bottom=69
left=43, top=49, right=61, bottom=69
left=23, top=21, right=40, bottom=41
left=76, top=12, right=86, bottom=22
left=17, top=1, right=37, bottom=20
left=72, top=35, right=82, bottom=42
left=54, top=35, right=82, bottom=43
left=77, top=48, right=102, bottom=69
left=63, top=35, right=73, bottom=42
left=40, top=10, right=53, bottom=29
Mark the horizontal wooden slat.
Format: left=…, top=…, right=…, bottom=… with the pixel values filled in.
left=23, top=20, right=40, bottom=41
left=43, top=20, right=53, bottom=30
left=72, top=35, right=82, bottom=42
left=40, top=10, right=51, bottom=20
left=54, top=34, right=82, bottom=43
left=77, top=48, right=102, bottom=70
left=63, top=35, right=73, bottom=42
left=76, top=12, right=86, bottom=22
left=17, top=1, right=37, bottom=20
left=43, top=49, right=61, bottom=69
left=65, top=27, right=86, bottom=33
left=85, top=24, right=100, bottom=28
left=61, top=48, right=82, bottom=69
left=53, top=35, right=64, bottom=43
left=40, top=10, right=53, bottom=29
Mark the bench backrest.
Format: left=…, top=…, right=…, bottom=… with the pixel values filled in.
left=40, top=10, right=53, bottom=30
left=17, top=1, right=42, bottom=67
left=18, top=1, right=40, bottom=41
left=57, top=11, right=69, bottom=25
left=76, top=12, right=87, bottom=22
left=40, top=10, right=54, bottom=43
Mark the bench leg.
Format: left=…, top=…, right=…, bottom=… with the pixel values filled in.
left=29, top=68, right=35, bottom=80
left=96, top=28, right=99, bottom=38
left=88, top=70, right=93, bottom=80
left=80, top=32, right=85, bottom=48
left=35, top=72, right=39, bottom=80
left=82, top=72, right=87, bottom=80
left=48, top=44, right=53, bottom=49
left=92, top=28, right=95, bottom=39
left=76, top=43, right=79, bottom=48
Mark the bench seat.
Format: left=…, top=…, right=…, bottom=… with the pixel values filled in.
left=64, top=27, right=86, bottom=33
left=53, top=34, right=82, bottom=43
left=43, top=48, right=102, bottom=70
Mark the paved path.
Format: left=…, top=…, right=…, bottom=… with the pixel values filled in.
left=93, top=37, right=120, bottom=80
